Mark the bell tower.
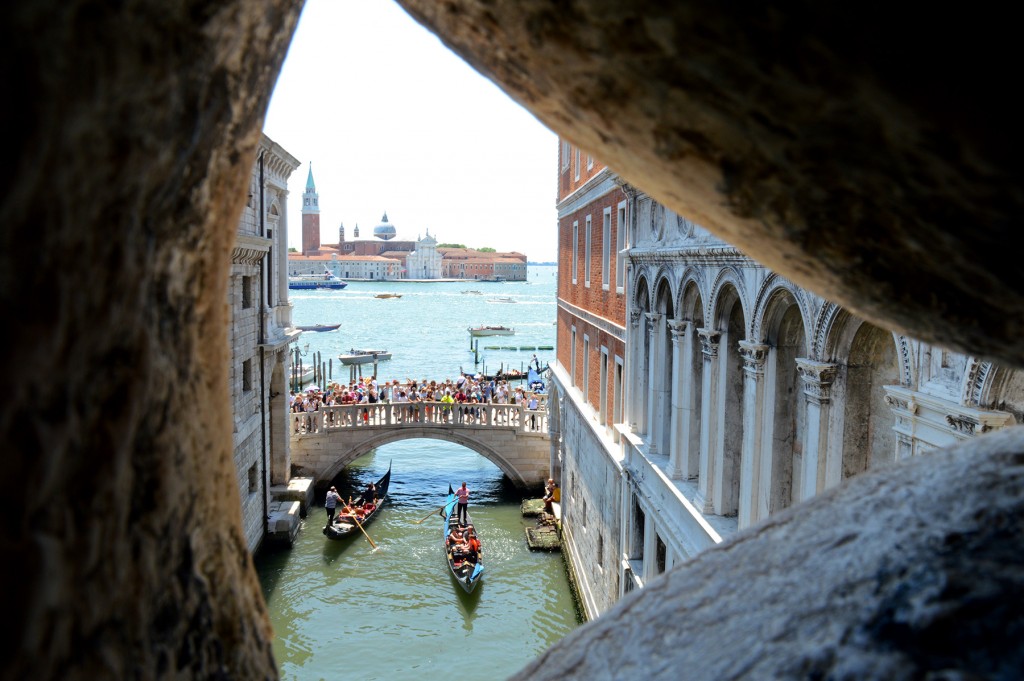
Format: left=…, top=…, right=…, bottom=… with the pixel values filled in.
left=301, top=163, right=320, bottom=255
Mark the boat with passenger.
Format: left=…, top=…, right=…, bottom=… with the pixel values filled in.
left=323, top=462, right=392, bottom=541
left=468, top=325, right=515, bottom=337
left=374, top=293, right=402, bottom=299
left=338, top=349, right=393, bottom=365
left=441, top=484, right=483, bottom=593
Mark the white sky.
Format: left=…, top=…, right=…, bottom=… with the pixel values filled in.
left=263, top=0, right=559, bottom=262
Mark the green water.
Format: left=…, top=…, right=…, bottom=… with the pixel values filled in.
left=256, top=268, right=581, bottom=679
left=255, top=445, right=581, bottom=680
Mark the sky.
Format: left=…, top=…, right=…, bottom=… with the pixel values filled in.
left=263, top=0, right=560, bottom=262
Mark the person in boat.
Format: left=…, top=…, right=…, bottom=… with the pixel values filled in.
left=447, top=525, right=465, bottom=547
left=465, top=527, right=481, bottom=565
left=454, top=482, right=470, bottom=525
left=357, top=481, right=377, bottom=507
left=324, top=486, right=342, bottom=528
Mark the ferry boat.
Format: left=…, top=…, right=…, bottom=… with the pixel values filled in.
left=288, top=269, right=348, bottom=290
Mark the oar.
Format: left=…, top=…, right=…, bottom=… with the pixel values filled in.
left=348, top=511, right=377, bottom=549
left=413, top=503, right=449, bottom=524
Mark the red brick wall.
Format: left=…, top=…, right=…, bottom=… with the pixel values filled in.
left=557, top=191, right=627, bottom=325
left=302, top=213, right=320, bottom=255
left=557, top=140, right=607, bottom=202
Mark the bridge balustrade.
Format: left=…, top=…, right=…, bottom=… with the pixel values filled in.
left=290, top=401, right=548, bottom=437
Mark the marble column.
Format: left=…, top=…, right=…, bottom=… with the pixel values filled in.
left=667, top=320, right=689, bottom=479
left=796, top=359, right=837, bottom=501
left=694, top=328, right=721, bottom=513
left=625, top=310, right=644, bottom=432
left=646, top=312, right=664, bottom=453
left=738, top=341, right=770, bottom=527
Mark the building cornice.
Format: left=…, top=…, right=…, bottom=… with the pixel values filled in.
left=629, top=245, right=751, bottom=266
left=557, top=298, right=626, bottom=341
left=557, top=168, right=621, bottom=218
left=232, top=234, right=271, bottom=265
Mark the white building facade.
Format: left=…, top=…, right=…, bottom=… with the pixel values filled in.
left=405, top=231, right=443, bottom=279
left=550, top=153, right=1024, bottom=620
left=230, top=134, right=302, bottom=552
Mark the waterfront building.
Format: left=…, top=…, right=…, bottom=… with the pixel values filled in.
left=287, top=178, right=530, bottom=279
left=549, top=139, right=1024, bottom=620
left=405, top=230, right=443, bottom=279
left=230, top=134, right=303, bottom=552
left=440, top=247, right=528, bottom=281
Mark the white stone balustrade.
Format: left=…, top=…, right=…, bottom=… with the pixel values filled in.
left=290, top=401, right=548, bottom=436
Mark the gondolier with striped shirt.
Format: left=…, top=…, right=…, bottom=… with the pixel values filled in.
left=454, top=481, right=470, bottom=525
left=325, top=486, right=342, bottom=528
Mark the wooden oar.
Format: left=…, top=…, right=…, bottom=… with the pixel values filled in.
left=348, top=512, right=377, bottom=549
left=413, top=503, right=449, bottom=524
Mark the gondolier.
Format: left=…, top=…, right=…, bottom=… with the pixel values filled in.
left=325, top=486, right=342, bottom=528
left=454, top=481, right=470, bottom=525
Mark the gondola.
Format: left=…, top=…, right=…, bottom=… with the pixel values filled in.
left=323, top=461, right=392, bottom=540
left=441, top=484, right=484, bottom=593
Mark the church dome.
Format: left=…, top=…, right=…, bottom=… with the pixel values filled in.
left=373, top=212, right=396, bottom=241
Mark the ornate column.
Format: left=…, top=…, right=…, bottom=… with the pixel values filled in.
left=738, top=341, right=769, bottom=527
left=667, top=320, right=689, bottom=479
left=796, top=359, right=837, bottom=500
left=625, top=310, right=644, bottom=432
left=645, top=312, right=664, bottom=452
left=694, top=328, right=721, bottom=513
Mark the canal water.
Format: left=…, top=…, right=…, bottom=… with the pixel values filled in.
left=254, top=265, right=582, bottom=680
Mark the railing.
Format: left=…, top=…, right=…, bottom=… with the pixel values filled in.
left=291, top=401, right=548, bottom=436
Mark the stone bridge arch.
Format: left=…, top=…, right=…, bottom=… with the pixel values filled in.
left=315, top=428, right=534, bottom=485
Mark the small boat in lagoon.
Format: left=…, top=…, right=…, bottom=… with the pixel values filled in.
left=296, top=323, right=341, bottom=332
left=338, top=349, right=393, bottom=365
left=375, top=293, right=402, bottom=299
left=323, top=462, right=392, bottom=541
left=468, top=325, right=515, bottom=337
left=487, top=297, right=516, bottom=304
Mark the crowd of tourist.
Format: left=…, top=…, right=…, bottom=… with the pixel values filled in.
left=289, top=372, right=547, bottom=434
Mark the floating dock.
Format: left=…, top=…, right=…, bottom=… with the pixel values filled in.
left=522, top=498, right=561, bottom=551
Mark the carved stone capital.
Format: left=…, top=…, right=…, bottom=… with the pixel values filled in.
left=697, top=328, right=721, bottom=358
left=795, top=358, right=837, bottom=402
left=884, top=394, right=919, bottom=415
left=738, top=341, right=769, bottom=373
left=945, top=414, right=980, bottom=435
left=630, top=310, right=643, bottom=329
left=668, top=320, right=689, bottom=340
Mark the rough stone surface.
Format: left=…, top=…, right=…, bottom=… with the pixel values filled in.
left=396, top=0, right=1024, bottom=369
left=510, top=426, right=1024, bottom=681
left=3, top=1, right=1024, bottom=679
left=0, top=1, right=302, bottom=679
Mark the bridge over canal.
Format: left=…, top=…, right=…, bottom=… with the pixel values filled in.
left=289, top=402, right=554, bottom=488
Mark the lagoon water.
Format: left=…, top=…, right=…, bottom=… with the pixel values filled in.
left=254, top=265, right=581, bottom=681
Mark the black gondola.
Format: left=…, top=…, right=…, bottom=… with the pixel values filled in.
left=323, top=461, right=392, bottom=540
left=442, top=484, right=484, bottom=593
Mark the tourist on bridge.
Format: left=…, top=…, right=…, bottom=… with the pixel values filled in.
left=455, top=481, right=470, bottom=524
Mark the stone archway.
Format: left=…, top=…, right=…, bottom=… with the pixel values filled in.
left=839, top=323, right=900, bottom=479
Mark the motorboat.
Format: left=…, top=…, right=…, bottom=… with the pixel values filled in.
left=468, top=325, right=515, bottom=337
left=487, top=296, right=516, bottom=303
left=288, top=269, right=348, bottom=290
left=338, top=349, right=393, bottom=365
left=295, top=323, right=341, bottom=332
left=374, top=293, right=402, bottom=299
